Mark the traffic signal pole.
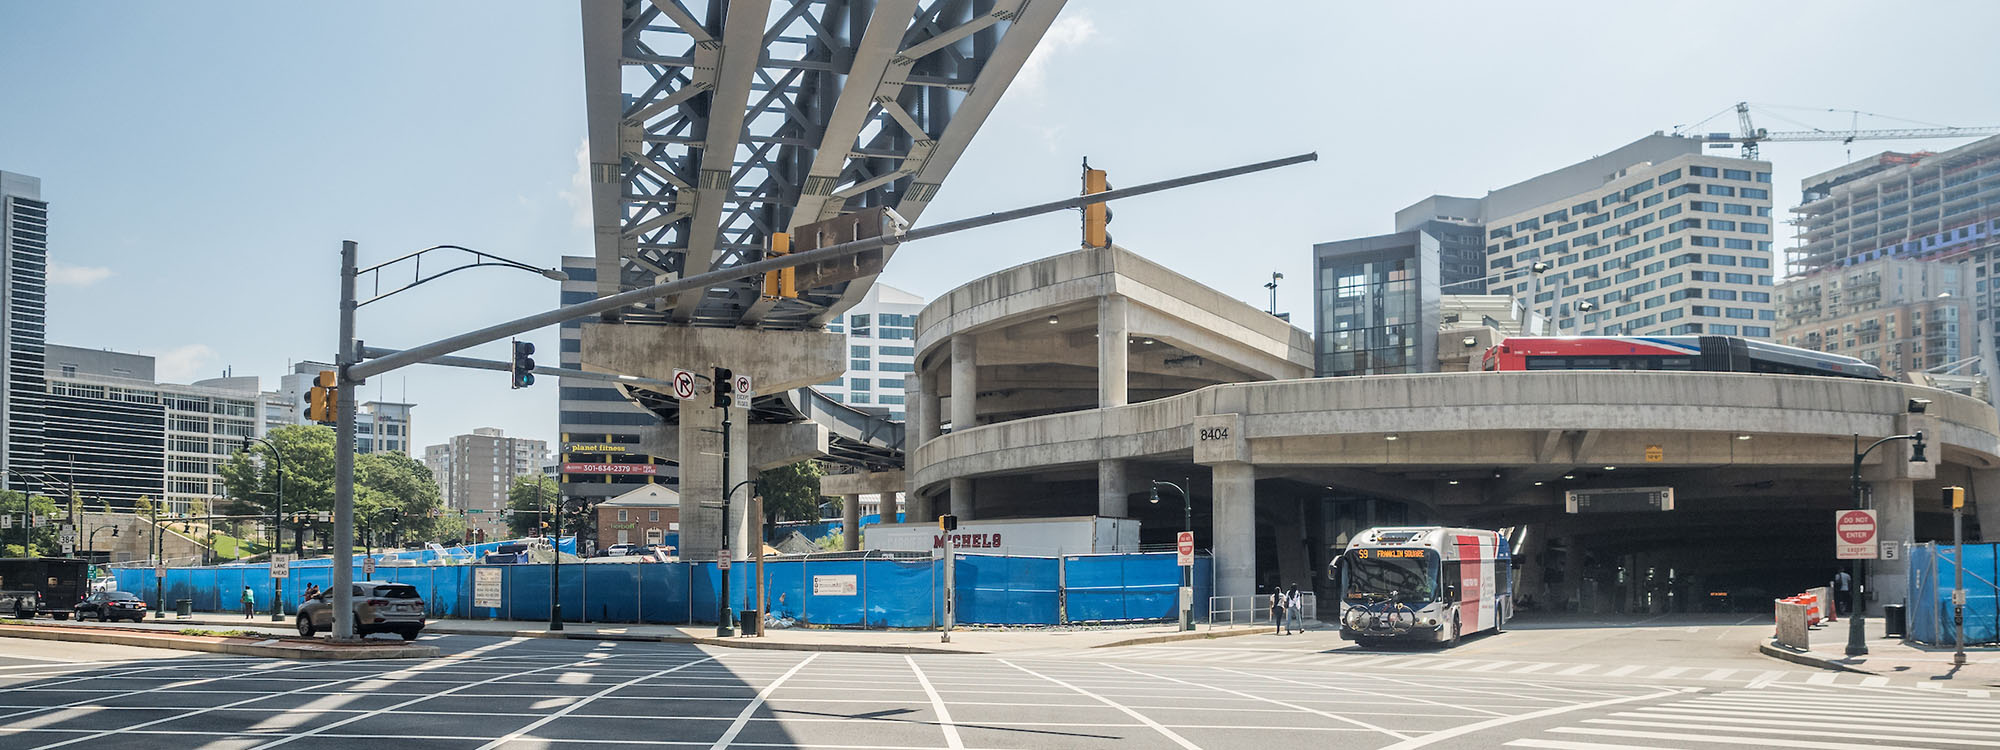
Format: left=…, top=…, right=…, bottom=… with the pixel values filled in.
left=332, top=241, right=360, bottom=640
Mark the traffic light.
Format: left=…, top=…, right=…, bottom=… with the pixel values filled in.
left=510, top=339, right=536, bottom=389
left=1946, top=485, right=1966, bottom=510
left=303, top=370, right=337, bottom=423
left=1082, top=160, right=1112, bottom=248
left=938, top=514, right=958, bottom=531
left=713, top=367, right=734, bottom=408
left=761, top=232, right=797, bottom=299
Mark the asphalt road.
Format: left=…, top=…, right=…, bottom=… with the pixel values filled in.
left=0, top=616, right=1988, bottom=749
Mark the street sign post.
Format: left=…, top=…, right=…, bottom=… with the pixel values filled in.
left=363, top=556, right=376, bottom=577
left=672, top=369, right=698, bottom=401
left=1176, top=531, right=1194, bottom=567
left=1836, top=509, right=1878, bottom=560
left=270, top=553, right=292, bottom=579
left=732, top=374, right=753, bottom=409
left=718, top=551, right=731, bottom=571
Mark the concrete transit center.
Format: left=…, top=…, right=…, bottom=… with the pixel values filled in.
left=902, top=245, right=2000, bottom=614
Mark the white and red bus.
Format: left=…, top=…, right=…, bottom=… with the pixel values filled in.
left=1333, top=527, right=1512, bottom=646
left=1481, top=335, right=1885, bottom=380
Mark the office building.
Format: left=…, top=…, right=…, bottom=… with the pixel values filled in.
left=555, top=256, right=671, bottom=504
left=264, top=361, right=414, bottom=455
left=818, top=283, right=922, bottom=421
left=1787, top=136, right=2000, bottom=370
left=1312, top=231, right=1441, bottom=377
left=423, top=427, right=549, bottom=540
left=42, top=344, right=268, bottom=515
left=1399, top=134, right=1779, bottom=340
left=1774, top=257, right=1968, bottom=376
left=1, top=171, right=48, bottom=496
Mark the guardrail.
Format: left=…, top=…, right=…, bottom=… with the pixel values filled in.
left=1207, top=592, right=1317, bottom=627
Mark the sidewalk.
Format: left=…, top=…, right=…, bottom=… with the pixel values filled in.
left=139, top=612, right=1266, bottom=654
left=1762, top=614, right=2000, bottom=687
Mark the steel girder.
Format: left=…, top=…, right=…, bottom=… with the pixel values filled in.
left=581, top=0, right=1066, bottom=330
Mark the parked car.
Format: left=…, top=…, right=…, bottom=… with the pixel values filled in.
left=296, top=581, right=427, bottom=640
left=76, top=591, right=148, bottom=622
left=604, top=544, right=638, bottom=557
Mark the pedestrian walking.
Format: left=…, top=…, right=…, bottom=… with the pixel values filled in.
left=302, top=583, right=320, bottom=608
left=240, top=586, right=255, bottom=619
left=1270, top=589, right=1288, bottom=635
left=1832, top=570, right=1852, bottom=616
left=1285, top=585, right=1304, bottom=633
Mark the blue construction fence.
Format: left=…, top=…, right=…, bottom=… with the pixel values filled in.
left=112, top=551, right=1211, bottom=629
left=1908, top=542, right=1999, bottom=645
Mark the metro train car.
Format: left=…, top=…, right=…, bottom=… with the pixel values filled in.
left=1481, top=335, right=1886, bottom=380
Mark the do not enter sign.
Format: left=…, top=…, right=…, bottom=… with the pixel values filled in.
left=1176, top=531, right=1194, bottom=567
left=1836, top=509, right=1878, bottom=559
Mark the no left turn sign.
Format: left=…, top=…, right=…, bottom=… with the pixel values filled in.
left=672, top=369, right=698, bottom=401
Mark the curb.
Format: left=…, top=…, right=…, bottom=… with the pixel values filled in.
left=416, top=626, right=975, bottom=654
left=0, top=624, right=439, bottom=661
left=1092, top=626, right=1266, bottom=648
left=1757, top=641, right=1875, bottom=674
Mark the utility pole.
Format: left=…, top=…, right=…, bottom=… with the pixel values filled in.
left=151, top=500, right=163, bottom=619
left=1948, top=485, right=1967, bottom=666
left=717, top=407, right=735, bottom=638
left=331, top=240, right=359, bottom=639
left=548, top=480, right=563, bottom=632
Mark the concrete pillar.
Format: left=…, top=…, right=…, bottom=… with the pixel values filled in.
left=678, top=403, right=724, bottom=562
left=1867, top=478, right=1914, bottom=614
left=1973, top=469, right=2000, bottom=544
left=1098, top=295, right=1128, bottom=408
left=1274, top=496, right=1310, bottom=593
left=907, top=491, right=934, bottom=527
left=949, top=478, right=976, bottom=521
left=950, top=336, right=977, bottom=431
left=1211, top=462, right=1257, bottom=602
left=882, top=491, right=901, bottom=525
left=841, top=493, right=861, bottom=551
left=727, top=404, right=755, bottom=559
left=1097, top=459, right=1128, bottom=518
left=920, top=371, right=942, bottom=442
left=908, top=369, right=935, bottom=448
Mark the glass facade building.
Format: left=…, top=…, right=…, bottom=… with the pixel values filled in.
left=0, top=171, right=48, bottom=496
left=1314, top=231, right=1441, bottom=376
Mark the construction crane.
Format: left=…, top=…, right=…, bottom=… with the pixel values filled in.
left=1679, top=102, right=2000, bottom=160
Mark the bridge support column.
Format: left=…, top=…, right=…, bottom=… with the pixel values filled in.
left=1098, top=460, right=1127, bottom=518
left=1867, top=478, right=1914, bottom=616
left=1562, top=535, right=1583, bottom=613
left=1211, top=462, right=1257, bottom=604
left=1099, top=295, right=1128, bottom=408
left=907, top=491, right=934, bottom=527
left=950, top=478, right=976, bottom=521
left=1974, top=469, right=2000, bottom=544
left=841, top=493, right=861, bottom=551
left=678, top=404, right=725, bottom=563
left=728, top=404, right=753, bottom=560
left=882, top=492, right=901, bottom=525
left=950, top=336, right=977, bottom=432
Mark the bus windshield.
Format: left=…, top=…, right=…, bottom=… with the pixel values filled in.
left=1343, top=549, right=1438, bottom=605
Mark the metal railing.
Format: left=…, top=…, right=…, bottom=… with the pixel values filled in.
left=1207, top=592, right=1317, bottom=627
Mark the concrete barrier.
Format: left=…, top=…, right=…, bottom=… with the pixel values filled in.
left=1775, top=599, right=1811, bottom=650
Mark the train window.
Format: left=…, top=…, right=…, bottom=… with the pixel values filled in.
left=1525, top=358, right=1569, bottom=370
left=1569, top=358, right=1615, bottom=369
left=1658, top=358, right=1695, bottom=370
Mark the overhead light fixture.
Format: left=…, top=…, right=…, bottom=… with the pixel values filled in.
left=1385, top=434, right=1400, bottom=441
left=1047, top=315, right=1059, bottom=325
left=1736, top=434, right=1752, bottom=441
left=1533, top=481, right=1545, bottom=486
left=1603, top=466, right=1617, bottom=471
left=1462, top=336, right=1479, bottom=347
left=1447, top=480, right=1460, bottom=485
left=1142, top=338, right=1156, bottom=345
left=1563, top=474, right=1576, bottom=480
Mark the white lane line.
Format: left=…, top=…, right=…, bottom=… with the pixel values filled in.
left=1, top=660, right=319, bottom=730
left=1211, top=666, right=1507, bottom=719
left=1695, top=668, right=1737, bottom=681
left=1550, top=725, right=1974, bottom=750
left=1639, top=704, right=2000, bottom=725
left=1370, top=688, right=1692, bottom=750
left=1645, top=667, right=1691, bottom=680
left=1599, top=665, right=1644, bottom=678
left=1554, top=664, right=1599, bottom=676
left=1806, top=672, right=1839, bottom=685
left=999, top=659, right=1201, bottom=750
left=1592, top=715, right=2000, bottom=741
left=1505, top=740, right=1669, bottom=750
left=708, top=655, right=819, bottom=750
left=470, top=655, right=730, bottom=750
left=1108, top=663, right=1412, bottom=741
left=1507, top=663, right=1556, bottom=674
left=1858, top=676, right=1890, bottom=687
left=904, top=657, right=964, bottom=750
left=1746, top=670, right=1786, bottom=688
left=1466, top=662, right=1519, bottom=673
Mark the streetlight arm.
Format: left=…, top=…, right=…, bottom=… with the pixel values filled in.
left=356, top=245, right=567, bottom=309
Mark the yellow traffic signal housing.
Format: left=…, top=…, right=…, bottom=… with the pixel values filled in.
left=304, top=370, right=338, bottom=423
left=762, top=232, right=797, bottom=299
left=1946, top=485, right=1966, bottom=509
left=1082, top=163, right=1111, bottom=248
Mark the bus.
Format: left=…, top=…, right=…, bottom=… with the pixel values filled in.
left=1333, top=527, right=1511, bottom=646
left=1481, top=335, right=1885, bottom=380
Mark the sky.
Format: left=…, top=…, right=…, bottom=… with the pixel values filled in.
left=4, top=1, right=1999, bottom=453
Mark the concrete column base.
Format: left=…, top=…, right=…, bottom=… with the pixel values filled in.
left=1211, top=462, right=1256, bottom=603
left=1098, top=459, right=1127, bottom=518
left=949, top=478, right=975, bottom=521
left=841, top=494, right=861, bottom=551
left=1867, top=478, right=1914, bottom=614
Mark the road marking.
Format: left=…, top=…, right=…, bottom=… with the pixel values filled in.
left=904, top=657, right=964, bottom=750
left=1212, top=666, right=1508, bottom=718
left=1806, top=672, right=1838, bottom=685
left=1108, top=663, right=1412, bottom=741
left=1646, top=666, right=1690, bottom=679
left=1696, top=668, right=1737, bottom=681
left=1507, top=663, right=1555, bottom=674
left=1858, top=676, right=1889, bottom=687
left=1600, top=665, right=1644, bottom=678
left=470, top=655, right=733, bottom=750
left=1554, top=664, right=1599, bottom=675
left=1550, top=725, right=1979, bottom=749
left=999, top=659, right=1202, bottom=750
left=1371, top=687, right=1689, bottom=750
left=1506, top=740, right=1667, bottom=750
left=709, top=655, right=818, bottom=750
left=1594, top=714, right=2000, bottom=740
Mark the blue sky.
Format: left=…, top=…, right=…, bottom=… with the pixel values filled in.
left=4, top=1, right=1998, bottom=452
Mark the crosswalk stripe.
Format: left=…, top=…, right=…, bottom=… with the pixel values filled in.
left=1638, top=704, right=2000, bottom=726
left=1506, top=740, right=1663, bottom=750
left=1413, top=659, right=1474, bottom=670
left=1604, top=711, right=2000, bottom=739
left=1578, top=719, right=2000, bottom=747
left=1683, top=693, right=2000, bottom=713
left=1696, top=668, right=1737, bottom=681
left=1857, top=676, right=1890, bottom=687
left=1508, top=663, right=1557, bottom=674
left=1554, top=664, right=1600, bottom=676
left=1645, top=666, right=1691, bottom=679
left=1466, top=661, right=1518, bottom=672
left=1806, top=672, right=1839, bottom=685
left=1551, top=725, right=1986, bottom=750
left=1600, top=665, right=1645, bottom=678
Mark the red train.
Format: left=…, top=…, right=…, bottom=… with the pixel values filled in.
left=1481, top=335, right=1886, bottom=380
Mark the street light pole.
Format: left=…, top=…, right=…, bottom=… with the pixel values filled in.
left=548, top=481, right=563, bottom=632
left=242, top=436, right=287, bottom=621
left=1846, top=430, right=1926, bottom=657
left=3, top=469, right=37, bottom=555
left=1151, top=478, right=1193, bottom=631
left=152, top=499, right=164, bottom=619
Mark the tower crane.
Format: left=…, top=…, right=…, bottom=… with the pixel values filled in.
left=1679, top=102, right=2000, bottom=160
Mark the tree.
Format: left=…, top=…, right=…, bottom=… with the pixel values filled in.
left=756, top=461, right=828, bottom=525
left=355, top=451, right=447, bottom=549
left=0, top=491, right=62, bottom=557
left=217, top=424, right=336, bottom=553
left=505, top=475, right=562, bottom=539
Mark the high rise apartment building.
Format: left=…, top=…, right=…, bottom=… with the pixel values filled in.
left=818, top=283, right=922, bottom=420
left=555, top=256, right=670, bottom=505
left=1400, top=134, right=1780, bottom=340
left=423, top=427, right=549, bottom=539
left=0, top=171, right=49, bottom=495
left=1784, top=136, right=2000, bottom=375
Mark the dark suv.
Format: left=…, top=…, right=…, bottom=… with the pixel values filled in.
left=76, top=591, right=148, bottom=622
left=296, top=581, right=426, bottom=640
